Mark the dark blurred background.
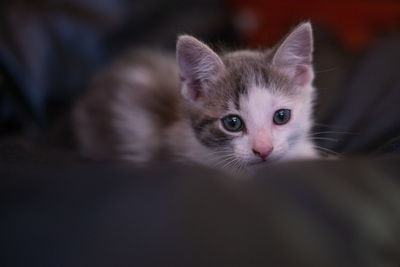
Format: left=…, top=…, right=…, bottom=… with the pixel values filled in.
left=1, top=0, right=400, bottom=154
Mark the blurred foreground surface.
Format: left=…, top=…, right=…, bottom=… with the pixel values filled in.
left=1, top=145, right=400, bottom=266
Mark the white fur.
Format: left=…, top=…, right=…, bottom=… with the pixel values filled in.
left=121, top=66, right=153, bottom=86
left=112, top=92, right=159, bottom=163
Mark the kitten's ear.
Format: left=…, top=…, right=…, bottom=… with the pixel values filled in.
left=272, top=22, right=314, bottom=87
left=176, top=35, right=224, bottom=101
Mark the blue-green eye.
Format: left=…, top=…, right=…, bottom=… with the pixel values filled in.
left=222, top=115, right=243, bottom=132
left=273, top=109, right=291, bottom=125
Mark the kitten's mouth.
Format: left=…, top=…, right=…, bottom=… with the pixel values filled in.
left=248, top=159, right=269, bottom=166
left=248, top=155, right=281, bottom=167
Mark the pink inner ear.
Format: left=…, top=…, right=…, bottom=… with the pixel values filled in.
left=188, top=79, right=202, bottom=100
left=294, top=65, right=311, bottom=87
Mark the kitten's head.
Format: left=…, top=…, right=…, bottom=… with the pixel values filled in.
left=176, top=22, right=317, bottom=169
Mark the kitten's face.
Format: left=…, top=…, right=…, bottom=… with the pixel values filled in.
left=177, top=22, right=317, bottom=169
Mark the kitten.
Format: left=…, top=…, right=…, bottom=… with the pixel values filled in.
left=73, top=22, right=318, bottom=170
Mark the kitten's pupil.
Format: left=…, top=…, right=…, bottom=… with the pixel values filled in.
left=222, top=115, right=243, bottom=132
left=273, top=109, right=291, bottom=125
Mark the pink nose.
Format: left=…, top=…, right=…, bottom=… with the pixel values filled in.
left=252, top=146, right=273, bottom=160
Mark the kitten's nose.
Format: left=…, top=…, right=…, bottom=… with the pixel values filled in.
left=252, top=146, right=273, bottom=160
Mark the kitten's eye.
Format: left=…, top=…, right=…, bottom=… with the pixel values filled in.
left=222, top=115, right=243, bottom=132
left=273, top=109, right=291, bottom=125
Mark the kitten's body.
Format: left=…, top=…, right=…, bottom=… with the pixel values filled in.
left=74, top=51, right=215, bottom=164
left=74, top=22, right=318, bottom=170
